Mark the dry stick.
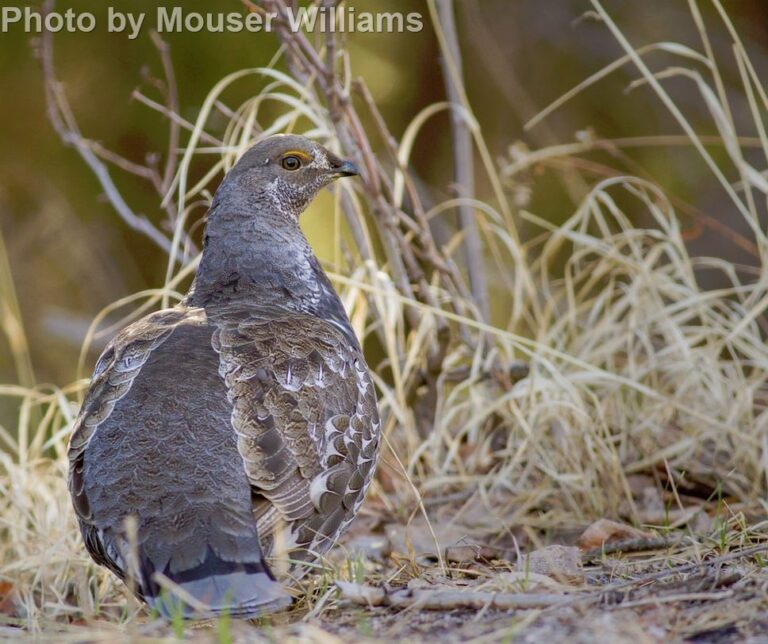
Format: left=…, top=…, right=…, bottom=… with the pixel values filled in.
left=639, top=569, right=744, bottom=597
left=323, top=0, right=339, bottom=121
left=259, top=0, right=427, bottom=347
left=352, top=79, right=474, bottom=306
left=435, top=0, right=489, bottom=321
left=269, top=3, right=398, bottom=219
left=337, top=79, right=468, bottom=328
left=257, top=8, right=383, bottom=272
left=331, top=100, right=421, bottom=301
left=80, top=140, right=158, bottom=180
left=391, top=588, right=571, bottom=611
left=586, top=543, right=768, bottom=601
left=348, top=79, right=484, bottom=354
left=354, top=86, right=465, bottom=302
left=132, top=91, right=224, bottom=147
left=339, top=545, right=766, bottom=614
left=582, top=536, right=688, bottom=559
left=263, top=0, right=487, bottom=426
left=368, top=197, right=425, bottom=313
left=337, top=190, right=372, bottom=263
left=150, top=42, right=201, bottom=261
left=39, top=10, right=181, bottom=261
left=146, top=31, right=197, bottom=258
left=150, top=31, right=181, bottom=198
left=336, top=581, right=569, bottom=610
left=615, top=590, right=734, bottom=609
left=347, top=81, right=405, bottom=208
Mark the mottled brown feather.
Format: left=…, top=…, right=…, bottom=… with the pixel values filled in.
left=211, top=307, right=379, bottom=565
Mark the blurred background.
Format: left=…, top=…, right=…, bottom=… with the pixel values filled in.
left=2, top=0, right=768, bottom=428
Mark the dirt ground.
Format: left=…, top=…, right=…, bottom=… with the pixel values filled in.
left=3, top=533, right=766, bottom=643
left=307, top=547, right=768, bottom=643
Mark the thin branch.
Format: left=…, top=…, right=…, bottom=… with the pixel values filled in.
left=323, top=0, right=340, bottom=122
left=131, top=90, right=224, bottom=147
left=435, top=0, right=489, bottom=320
left=81, top=139, right=158, bottom=180
left=582, top=536, right=687, bottom=559
left=336, top=581, right=571, bottom=609
left=150, top=31, right=181, bottom=197
left=39, top=8, right=183, bottom=261
left=591, top=543, right=768, bottom=598
left=145, top=33, right=198, bottom=255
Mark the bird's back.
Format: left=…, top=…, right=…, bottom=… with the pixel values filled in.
left=70, top=308, right=291, bottom=617
left=69, top=303, right=379, bottom=617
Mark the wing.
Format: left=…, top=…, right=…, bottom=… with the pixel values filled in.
left=68, top=307, right=201, bottom=578
left=211, top=309, right=380, bottom=566
left=69, top=306, right=292, bottom=614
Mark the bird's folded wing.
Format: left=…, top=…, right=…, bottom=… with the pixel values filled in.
left=68, top=309, right=198, bottom=519
left=212, top=310, right=380, bottom=557
left=68, top=308, right=204, bottom=576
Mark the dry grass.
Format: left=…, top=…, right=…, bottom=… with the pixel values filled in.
left=2, top=0, right=768, bottom=641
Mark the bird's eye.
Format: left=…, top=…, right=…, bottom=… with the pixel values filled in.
left=281, top=155, right=302, bottom=171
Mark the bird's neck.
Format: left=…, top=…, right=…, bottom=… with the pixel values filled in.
left=185, top=208, right=348, bottom=326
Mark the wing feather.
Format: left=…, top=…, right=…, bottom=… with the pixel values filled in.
left=212, top=309, right=379, bottom=564
left=67, top=307, right=205, bottom=574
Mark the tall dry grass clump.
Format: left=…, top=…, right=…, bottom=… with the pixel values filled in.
left=0, top=0, right=766, bottom=631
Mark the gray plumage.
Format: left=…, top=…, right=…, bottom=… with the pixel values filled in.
left=68, top=135, right=380, bottom=619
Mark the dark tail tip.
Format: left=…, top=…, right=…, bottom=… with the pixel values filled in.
left=140, top=548, right=292, bottom=619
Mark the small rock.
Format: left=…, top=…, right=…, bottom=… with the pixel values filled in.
left=386, top=516, right=475, bottom=563
left=515, top=545, right=583, bottom=583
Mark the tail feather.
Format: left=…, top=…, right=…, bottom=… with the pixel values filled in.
left=141, top=547, right=292, bottom=619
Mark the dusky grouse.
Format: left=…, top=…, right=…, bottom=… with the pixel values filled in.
left=68, top=135, right=380, bottom=618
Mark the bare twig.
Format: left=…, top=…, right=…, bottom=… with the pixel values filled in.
left=434, top=0, right=488, bottom=320
left=335, top=581, right=386, bottom=606
left=583, top=536, right=689, bottom=559
left=323, top=0, right=339, bottom=121
left=131, top=90, right=223, bottom=147
left=593, top=543, right=768, bottom=598
left=255, top=0, right=499, bottom=442
left=615, top=589, right=734, bottom=608
left=336, top=581, right=571, bottom=610
left=149, top=31, right=181, bottom=197
left=39, top=5, right=183, bottom=261
left=81, top=140, right=158, bottom=180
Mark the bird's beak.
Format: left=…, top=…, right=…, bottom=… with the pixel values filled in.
left=332, top=160, right=359, bottom=178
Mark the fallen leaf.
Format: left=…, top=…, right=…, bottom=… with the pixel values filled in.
left=0, top=581, right=16, bottom=616
left=577, top=518, right=653, bottom=550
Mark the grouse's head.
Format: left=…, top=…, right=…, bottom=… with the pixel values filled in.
left=222, top=134, right=359, bottom=220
